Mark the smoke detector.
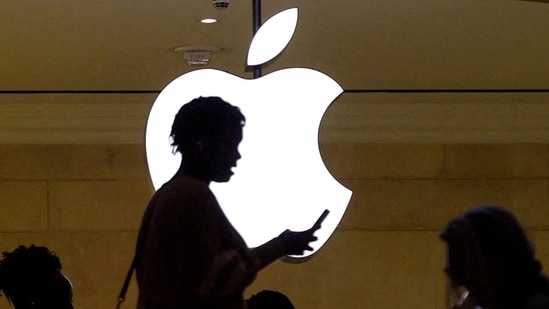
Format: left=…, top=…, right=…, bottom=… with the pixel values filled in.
left=213, top=0, right=229, bottom=9
left=174, top=45, right=221, bottom=66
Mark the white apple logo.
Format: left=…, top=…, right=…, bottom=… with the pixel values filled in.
left=145, top=8, right=352, bottom=260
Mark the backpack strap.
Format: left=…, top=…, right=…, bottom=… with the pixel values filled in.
left=116, top=191, right=160, bottom=309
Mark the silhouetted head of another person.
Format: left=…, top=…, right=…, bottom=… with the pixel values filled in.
left=441, top=205, right=542, bottom=309
left=170, top=96, right=246, bottom=183
left=246, top=290, right=295, bottom=309
left=0, top=245, right=74, bottom=309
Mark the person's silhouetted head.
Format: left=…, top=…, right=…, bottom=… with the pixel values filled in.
left=0, top=245, right=73, bottom=309
left=441, top=205, right=543, bottom=309
left=170, top=96, right=246, bottom=183
left=246, top=290, right=295, bottom=309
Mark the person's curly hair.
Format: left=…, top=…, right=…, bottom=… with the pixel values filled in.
left=0, top=245, right=62, bottom=304
left=170, top=96, right=245, bottom=154
left=246, top=290, right=295, bottom=309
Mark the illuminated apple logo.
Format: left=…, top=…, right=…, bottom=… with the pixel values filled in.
left=145, top=8, right=352, bottom=260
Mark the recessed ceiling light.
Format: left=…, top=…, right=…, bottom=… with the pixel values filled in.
left=200, top=18, right=218, bottom=24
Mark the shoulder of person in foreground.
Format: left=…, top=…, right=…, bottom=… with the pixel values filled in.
left=523, top=275, right=549, bottom=309
left=524, top=293, right=549, bottom=309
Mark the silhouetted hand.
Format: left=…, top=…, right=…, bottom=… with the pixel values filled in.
left=278, top=210, right=328, bottom=256
left=278, top=226, right=319, bottom=256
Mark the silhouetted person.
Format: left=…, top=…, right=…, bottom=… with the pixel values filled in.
left=246, top=290, right=295, bottom=309
left=135, top=96, right=320, bottom=309
left=441, top=205, right=549, bottom=309
left=0, top=245, right=74, bottom=309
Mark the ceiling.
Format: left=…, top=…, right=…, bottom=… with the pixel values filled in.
left=1, top=0, right=549, bottom=145
left=2, top=0, right=549, bottom=92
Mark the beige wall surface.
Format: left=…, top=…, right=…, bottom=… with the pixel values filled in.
left=0, top=144, right=153, bottom=309
left=0, top=91, right=548, bottom=309
left=1, top=141, right=548, bottom=309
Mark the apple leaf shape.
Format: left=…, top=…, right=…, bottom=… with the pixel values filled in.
left=247, top=7, right=298, bottom=66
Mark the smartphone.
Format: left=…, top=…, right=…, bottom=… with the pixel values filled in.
left=311, top=209, right=330, bottom=230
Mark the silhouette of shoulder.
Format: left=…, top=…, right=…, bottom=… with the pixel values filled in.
left=153, top=176, right=216, bottom=213
left=525, top=293, right=549, bottom=309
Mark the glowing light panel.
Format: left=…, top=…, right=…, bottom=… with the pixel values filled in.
left=146, top=68, right=351, bottom=259
left=145, top=7, right=352, bottom=261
